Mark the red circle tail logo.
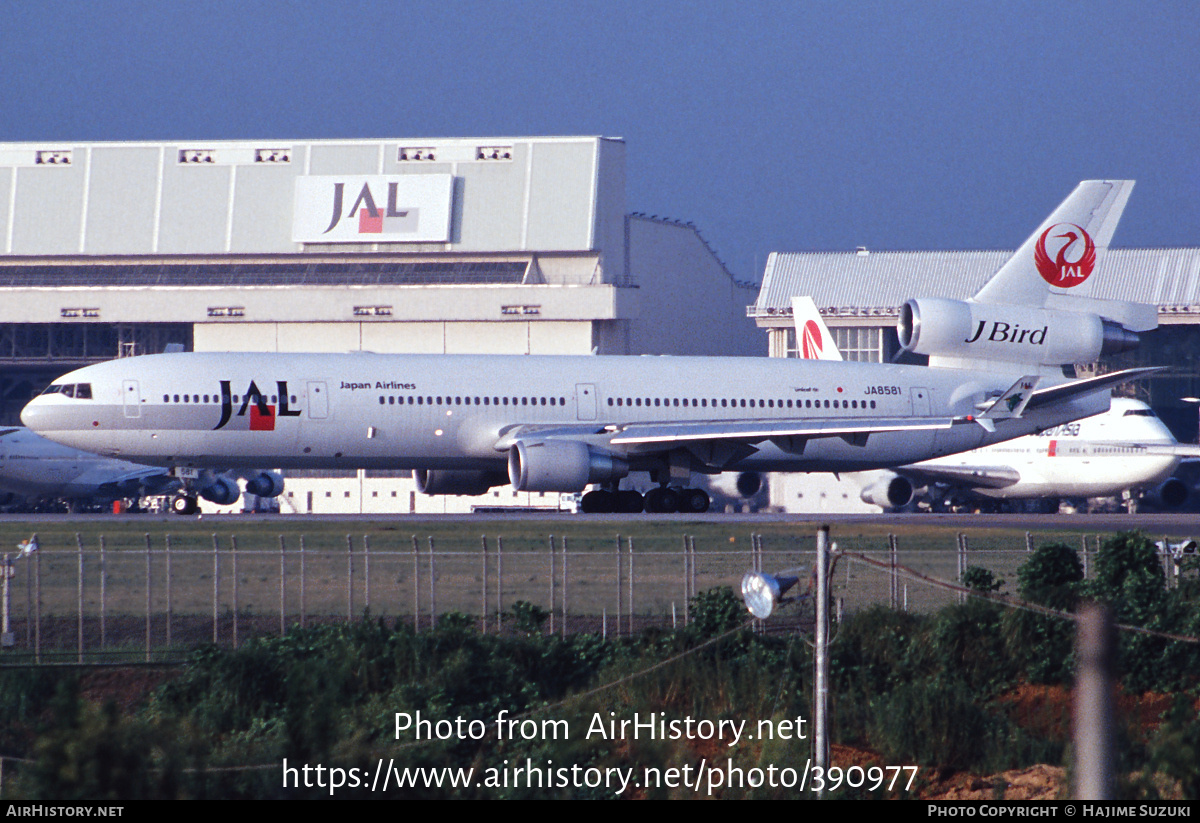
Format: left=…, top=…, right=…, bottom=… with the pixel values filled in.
left=801, top=320, right=823, bottom=359
left=1034, top=223, right=1096, bottom=288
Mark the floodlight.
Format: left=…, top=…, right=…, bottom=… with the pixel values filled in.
left=741, top=571, right=800, bottom=619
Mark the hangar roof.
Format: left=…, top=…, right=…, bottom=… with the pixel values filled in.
left=752, top=248, right=1200, bottom=320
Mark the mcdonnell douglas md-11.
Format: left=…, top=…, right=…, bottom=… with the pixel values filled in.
left=21, top=181, right=1161, bottom=513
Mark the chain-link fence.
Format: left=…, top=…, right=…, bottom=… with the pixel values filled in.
left=0, top=529, right=1116, bottom=663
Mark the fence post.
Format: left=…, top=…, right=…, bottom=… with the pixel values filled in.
left=412, top=535, right=420, bottom=632
left=627, top=537, right=634, bottom=635
left=428, top=536, right=436, bottom=629
left=34, top=545, right=40, bottom=664
left=1074, top=603, right=1117, bottom=799
left=76, top=534, right=84, bottom=663
left=561, top=536, right=568, bottom=638
left=300, top=534, right=307, bottom=629
left=889, top=533, right=898, bottom=610
left=495, top=537, right=503, bottom=633
left=615, top=535, right=622, bottom=636
left=682, top=536, right=689, bottom=625
left=279, top=535, right=286, bottom=636
left=548, top=535, right=555, bottom=636
left=212, top=534, right=220, bottom=644
left=165, top=534, right=173, bottom=648
left=347, top=534, right=354, bottom=621
left=481, top=536, right=488, bottom=634
left=98, top=535, right=106, bottom=649
left=363, top=535, right=371, bottom=614
left=145, top=533, right=152, bottom=662
left=231, top=534, right=240, bottom=649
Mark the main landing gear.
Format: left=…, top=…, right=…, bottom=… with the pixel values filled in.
left=171, top=494, right=200, bottom=515
left=579, top=485, right=710, bottom=514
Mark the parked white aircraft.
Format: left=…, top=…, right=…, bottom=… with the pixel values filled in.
left=0, top=426, right=175, bottom=510
left=855, top=398, right=1196, bottom=512
left=0, top=426, right=284, bottom=514
left=20, top=181, right=1159, bottom=514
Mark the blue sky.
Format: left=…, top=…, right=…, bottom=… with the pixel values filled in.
left=2, top=0, right=1196, bottom=281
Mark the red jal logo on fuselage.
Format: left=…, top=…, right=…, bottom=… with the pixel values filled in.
left=1034, top=223, right=1096, bottom=288
left=213, top=380, right=302, bottom=431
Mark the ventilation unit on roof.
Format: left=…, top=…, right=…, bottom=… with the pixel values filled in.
left=476, top=146, right=512, bottom=161
left=35, top=150, right=72, bottom=165
left=254, top=148, right=291, bottom=163
left=398, top=147, right=437, bottom=161
left=178, top=149, right=216, bottom=164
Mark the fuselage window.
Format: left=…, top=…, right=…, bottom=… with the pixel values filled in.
left=455, top=396, right=461, bottom=404
left=389, top=396, right=396, bottom=405
left=870, top=400, right=876, bottom=409
left=183, top=395, right=189, bottom=403
left=635, top=398, right=642, bottom=406
left=417, top=397, right=424, bottom=405
left=653, top=398, right=660, bottom=407
left=163, top=394, right=170, bottom=403
left=379, top=396, right=385, bottom=405
left=174, top=394, right=180, bottom=403
left=521, top=397, right=528, bottom=406
left=194, top=395, right=199, bottom=404
left=540, top=397, right=546, bottom=406
left=824, top=400, right=830, bottom=409
left=740, top=399, right=746, bottom=408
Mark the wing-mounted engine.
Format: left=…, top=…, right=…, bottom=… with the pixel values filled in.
left=244, top=471, right=285, bottom=498
left=898, top=298, right=1140, bottom=368
left=414, top=469, right=508, bottom=496
left=508, top=439, right=628, bottom=492
left=859, top=472, right=915, bottom=508
left=198, top=475, right=240, bottom=506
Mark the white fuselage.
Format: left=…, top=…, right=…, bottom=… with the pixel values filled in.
left=908, top=398, right=1179, bottom=498
left=0, top=426, right=167, bottom=501
left=19, top=352, right=1110, bottom=482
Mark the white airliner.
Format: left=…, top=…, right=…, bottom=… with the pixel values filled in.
left=20, top=181, right=1160, bottom=514
left=855, top=398, right=1196, bottom=512
left=0, top=426, right=175, bottom=510
left=0, top=426, right=285, bottom=513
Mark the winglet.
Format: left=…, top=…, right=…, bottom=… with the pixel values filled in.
left=977, top=375, right=1041, bottom=429
left=791, top=297, right=843, bottom=361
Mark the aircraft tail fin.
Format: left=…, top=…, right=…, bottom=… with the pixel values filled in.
left=790, top=297, right=843, bottom=361
left=972, top=180, right=1154, bottom=331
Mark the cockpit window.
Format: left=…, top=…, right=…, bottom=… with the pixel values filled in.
left=1123, top=408, right=1155, bottom=417
left=39, top=382, right=92, bottom=399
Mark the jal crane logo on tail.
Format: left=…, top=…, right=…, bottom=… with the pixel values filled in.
left=1034, top=223, right=1096, bottom=288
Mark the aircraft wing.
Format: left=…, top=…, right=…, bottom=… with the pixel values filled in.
left=81, top=466, right=180, bottom=499
left=1026, top=367, right=1163, bottom=411
left=495, top=416, right=963, bottom=469
left=894, top=463, right=1022, bottom=490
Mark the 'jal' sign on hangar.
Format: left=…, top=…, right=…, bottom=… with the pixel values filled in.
left=292, top=174, right=453, bottom=243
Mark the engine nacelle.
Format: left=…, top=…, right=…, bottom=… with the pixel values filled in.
left=199, top=476, right=241, bottom=506
left=736, top=471, right=763, bottom=498
left=898, top=298, right=1139, bottom=365
left=508, top=440, right=629, bottom=492
left=414, top=469, right=507, bottom=496
left=859, top=472, right=915, bottom=508
left=244, top=471, right=285, bottom=498
left=1143, top=477, right=1189, bottom=510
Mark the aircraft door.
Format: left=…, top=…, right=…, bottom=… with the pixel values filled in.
left=307, top=382, right=329, bottom=419
left=910, top=387, right=931, bottom=416
left=576, top=384, right=597, bottom=421
left=122, top=380, right=141, bottom=418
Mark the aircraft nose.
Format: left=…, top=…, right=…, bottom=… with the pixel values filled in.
left=20, top=397, right=49, bottom=431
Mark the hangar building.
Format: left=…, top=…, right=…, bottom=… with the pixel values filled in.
left=0, top=136, right=759, bottom=512
left=750, top=247, right=1200, bottom=512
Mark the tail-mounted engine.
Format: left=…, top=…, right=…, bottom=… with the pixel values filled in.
left=898, top=298, right=1139, bottom=366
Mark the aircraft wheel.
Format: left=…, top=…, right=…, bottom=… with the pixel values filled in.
left=645, top=486, right=680, bottom=514
left=616, top=489, right=644, bottom=513
left=680, top=488, right=710, bottom=514
left=580, top=489, right=616, bottom=514
left=171, top=494, right=199, bottom=516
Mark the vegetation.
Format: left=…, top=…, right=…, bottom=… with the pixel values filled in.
left=2, top=531, right=1197, bottom=799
